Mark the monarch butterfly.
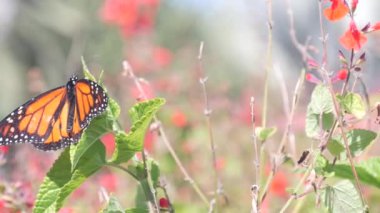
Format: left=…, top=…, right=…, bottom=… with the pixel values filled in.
left=0, top=76, right=108, bottom=151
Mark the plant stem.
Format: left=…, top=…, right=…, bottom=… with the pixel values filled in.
left=316, top=1, right=366, bottom=206
left=122, top=61, right=210, bottom=206
left=262, top=0, right=273, bottom=128
left=198, top=41, right=222, bottom=212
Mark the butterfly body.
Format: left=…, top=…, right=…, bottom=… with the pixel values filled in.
left=0, top=76, right=108, bottom=151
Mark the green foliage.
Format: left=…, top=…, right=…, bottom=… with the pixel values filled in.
left=337, top=93, right=366, bottom=119
left=332, top=129, right=377, bottom=159
left=33, top=142, right=106, bottom=213
left=309, top=85, right=334, bottom=114
left=33, top=68, right=166, bottom=213
left=255, top=126, right=277, bottom=141
left=110, top=99, right=165, bottom=164
left=305, top=106, right=334, bottom=138
left=305, top=85, right=337, bottom=138
left=322, top=180, right=365, bottom=213
left=331, top=158, right=380, bottom=189
left=101, top=196, right=124, bottom=213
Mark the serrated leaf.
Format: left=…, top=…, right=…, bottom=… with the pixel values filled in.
left=310, top=85, right=334, bottom=114
left=327, top=139, right=345, bottom=156
left=33, top=141, right=105, bottom=213
left=340, top=93, right=366, bottom=119
left=101, top=196, right=124, bottom=213
left=70, top=102, right=116, bottom=171
left=330, top=157, right=380, bottom=188
left=255, top=126, right=277, bottom=141
left=321, top=180, right=364, bottom=213
left=109, top=98, right=165, bottom=164
left=334, top=129, right=377, bottom=159
left=305, top=104, right=334, bottom=138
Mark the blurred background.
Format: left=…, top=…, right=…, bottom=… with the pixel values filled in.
left=1, top=0, right=380, bottom=212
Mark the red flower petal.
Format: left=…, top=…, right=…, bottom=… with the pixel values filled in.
left=323, top=0, right=349, bottom=21
left=351, top=0, right=358, bottom=12
left=159, top=198, right=170, bottom=208
left=339, top=21, right=367, bottom=50
left=153, top=47, right=172, bottom=68
left=171, top=109, right=188, bottom=128
left=270, top=171, right=288, bottom=198
left=337, top=69, right=349, bottom=80
left=305, top=73, right=321, bottom=84
left=0, top=146, right=9, bottom=154
left=370, top=22, right=380, bottom=32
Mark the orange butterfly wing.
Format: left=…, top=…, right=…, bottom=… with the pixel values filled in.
left=0, top=77, right=108, bottom=151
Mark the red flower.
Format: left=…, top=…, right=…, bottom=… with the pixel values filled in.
left=270, top=171, right=288, bottom=198
left=331, top=69, right=349, bottom=83
left=369, top=22, right=380, bottom=32
left=305, top=73, right=321, bottom=84
left=340, top=21, right=367, bottom=50
left=59, top=208, right=75, bottom=213
left=351, top=0, right=358, bottom=12
left=159, top=198, right=169, bottom=208
left=153, top=47, right=172, bottom=68
left=323, top=0, right=349, bottom=21
left=101, top=133, right=115, bottom=157
left=144, top=130, right=156, bottom=153
left=100, top=0, right=160, bottom=37
left=0, top=146, right=9, bottom=154
left=337, top=69, right=348, bottom=80
left=99, top=173, right=117, bottom=192
left=171, top=109, right=188, bottom=128
left=215, top=157, right=225, bottom=171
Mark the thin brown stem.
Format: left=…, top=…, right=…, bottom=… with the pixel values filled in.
left=158, top=179, right=174, bottom=213
left=316, top=2, right=366, bottom=205
left=262, top=0, right=273, bottom=128
left=122, top=61, right=210, bottom=206
left=198, top=41, right=222, bottom=212
left=250, top=97, right=259, bottom=213
left=260, top=70, right=304, bottom=203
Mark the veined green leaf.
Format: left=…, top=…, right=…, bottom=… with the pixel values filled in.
left=322, top=180, right=365, bottom=213
left=110, top=98, right=165, bottom=164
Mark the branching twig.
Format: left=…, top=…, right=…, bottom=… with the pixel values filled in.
left=260, top=70, right=304, bottom=203
left=122, top=61, right=210, bottom=206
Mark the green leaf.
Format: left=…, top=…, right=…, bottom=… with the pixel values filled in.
left=346, top=129, right=376, bottom=157
left=150, top=160, right=160, bottom=188
left=321, top=180, right=365, bottom=213
left=70, top=101, right=117, bottom=171
left=81, top=57, right=96, bottom=82
left=33, top=141, right=106, bottom=213
left=314, top=153, right=334, bottom=177
left=334, top=129, right=377, bottom=159
left=310, top=85, right=334, bottom=114
left=125, top=208, right=149, bottom=213
left=101, top=196, right=124, bottom=213
left=339, top=93, right=366, bottom=119
left=305, top=104, right=334, bottom=138
left=327, top=139, right=345, bottom=156
left=255, top=126, right=277, bottom=141
left=110, top=98, right=165, bottom=164
left=330, top=157, right=380, bottom=188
